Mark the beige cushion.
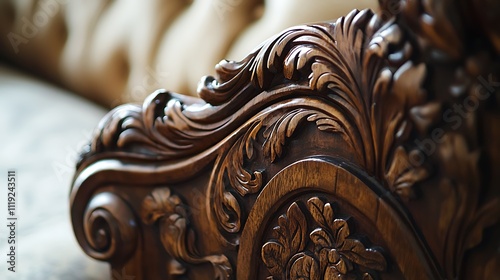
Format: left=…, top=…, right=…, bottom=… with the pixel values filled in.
left=0, top=0, right=377, bottom=107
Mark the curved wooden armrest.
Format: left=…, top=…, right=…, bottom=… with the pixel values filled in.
left=71, top=1, right=500, bottom=279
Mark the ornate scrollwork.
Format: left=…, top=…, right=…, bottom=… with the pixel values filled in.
left=204, top=9, right=431, bottom=245
left=208, top=106, right=354, bottom=242
left=81, top=192, right=139, bottom=264
left=261, top=197, right=387, bottom=279
left=141, top=188, right=233, bottom=279
left=81, top=9, right=429, bottom=200
left=71, top=1, right=500, bottom=279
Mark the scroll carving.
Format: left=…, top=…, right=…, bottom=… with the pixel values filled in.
left=261, top=197, right=387, bottom=279
left=82, top=9, right=429, bottom=200
left=201, top=9, right=431, bottom=247
left=81, top=192, right=139, bottom=264
left=208, top=106, right=356, bottom=243
left=71, top=1, right=500, bottom=279
left=141, top=188, right=233, bottom=279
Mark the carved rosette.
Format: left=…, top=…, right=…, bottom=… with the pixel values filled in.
left=141, top=188, right=233, bottom=279
left=262, top=197, right=387, bottom=280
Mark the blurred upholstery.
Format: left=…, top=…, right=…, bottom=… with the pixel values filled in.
left=0, top=64, right=109, bottom=280
left=0, top=0, right=377, bottom=107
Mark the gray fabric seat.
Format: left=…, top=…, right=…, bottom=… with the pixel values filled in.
left=0, top=64, right=109, bottom=280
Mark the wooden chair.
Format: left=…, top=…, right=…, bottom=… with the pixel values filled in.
left=70, top=0, right=500, bottom=278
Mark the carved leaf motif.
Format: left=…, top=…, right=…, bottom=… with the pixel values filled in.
left=289, top=254, right=320, bottom=280
left=210, top=121, right=263, bottom=237
left=310, top=228, right=332, bottom=248
left=263, top=109, right=348, bottom=163
left=308, top=197, right=335, bottom=229
left=324, top=265, right=346, bottom=280
left=229, top=121, right=263, bottom=196
left=262, top=202, right=308, bottom=278
left=263, top=109, right=310, bottom=162
left=262, top=198, right=387, bottom=280
left=278, top=202, right=308, bottom=255
left=262, top=241, right=286, bottom=277
left=141, top=188, right=233, bottom=279
left=385, top=146, right=429, bottom=199
left=339, top=239, right=387, bottom=271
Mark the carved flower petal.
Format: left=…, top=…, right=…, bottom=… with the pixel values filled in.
left=310, top=228, right=333, bottom=248
left=287, top=202, right=308, bottom=254
left=339, top=239, right=387, bottom=271
left=392, top=61, right=427, bottom=107
left=324, top=265, right=344, bottom=280
left=262, top=241, right=286, bottom=276
left=332, top=219, right=350, bottom=243
left=307, top=197, right=334, bottom=229
left=335, top=257, right=350, bottom=275
left=385, top=146, right=429, bottom=199
left=289, top=254, right=320, bottom=280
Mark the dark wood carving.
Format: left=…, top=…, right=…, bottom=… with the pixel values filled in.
left=261, top=197, right=387, bottom=279
left=71, top=0, right=500, bottom=279
left=141, top=188, right=232, bottom=279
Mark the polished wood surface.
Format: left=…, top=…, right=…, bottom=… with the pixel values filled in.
left=71, top=0, right=500, bottom=279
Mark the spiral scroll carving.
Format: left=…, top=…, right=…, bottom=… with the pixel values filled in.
left=82, top=192, right=138, bottom=264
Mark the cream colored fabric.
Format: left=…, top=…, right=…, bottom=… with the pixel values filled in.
left=0, top=0, right=377, bottom=107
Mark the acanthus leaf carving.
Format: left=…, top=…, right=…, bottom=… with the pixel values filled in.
left=262, top=108, right=349, bottom=163
left=81, top=8, right=430, bottom=203
left=262, top=197, right=387, bottom=280
left=205, top=8, right=431, bottom=247
left=141, top=188, right=233, bottom=279
left=209, top=120, right=263, bottom=238
left=385, top=146, right=429, bottom=199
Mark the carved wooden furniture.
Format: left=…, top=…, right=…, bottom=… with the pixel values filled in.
left=70, top=0, right=500, bottom=279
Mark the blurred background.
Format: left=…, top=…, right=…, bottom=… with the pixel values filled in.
left=0, top=0, right=378, bottom=279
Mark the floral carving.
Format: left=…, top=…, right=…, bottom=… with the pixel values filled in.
left=209, top=121, right=263, bottom=236
left=141, top=188, right=233, bottom=279
left=262, top=197, right=387, bottom=279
